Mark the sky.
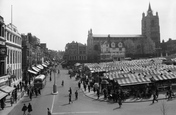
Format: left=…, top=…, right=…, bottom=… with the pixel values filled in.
left=0, top=0, right=176, bottom=51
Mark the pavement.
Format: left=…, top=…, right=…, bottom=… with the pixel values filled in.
left=0, top=90, right=26, bottom=115
left=81, top=83, right=171, bottom=103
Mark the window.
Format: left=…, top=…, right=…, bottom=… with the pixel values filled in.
left=10, top=50, right=12, bottom=64
left=7, top=32, right=9, bottom=40
left=10, top=34, right=12, bottom=41
left=7, top=49, right=9, bottom=64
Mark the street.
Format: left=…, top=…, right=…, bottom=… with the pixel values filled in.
left=7, top=65, right=176, bottom=115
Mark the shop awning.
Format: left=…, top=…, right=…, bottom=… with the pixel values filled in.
left=32, top=66, right=40, bottom=72
left=0, top=91, right=8, bottom=100
left=37, top=65, right=44, bottom=69
left=42, top=63, right=47, bottom=67
left=0, top=85, right=15, bottom=93
left=28, top=70, right=37, bottom=75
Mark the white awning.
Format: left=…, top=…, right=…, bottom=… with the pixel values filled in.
left=32, top=66, right=40, bottom=72
left=28, top=70, right=37, bottom=74
left=42, top=63, right=47, bottom=67
left=0, top=85, right=15, bottom=93
left=37, top=65, right=44, bottom=69
left=0, top=91, right=8, bottom=100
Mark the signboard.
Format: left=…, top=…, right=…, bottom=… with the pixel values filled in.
left=0, top=45, right=7, bottom=57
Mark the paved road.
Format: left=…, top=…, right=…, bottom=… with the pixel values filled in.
left=7, top=65, right=176, bottom=115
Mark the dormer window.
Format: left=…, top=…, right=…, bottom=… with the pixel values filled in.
left=111, top=42, right=115, bottom=48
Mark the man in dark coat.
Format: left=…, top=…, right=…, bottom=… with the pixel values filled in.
left=75, top=90, right=78, bottom=100
left=28, top=103, right=32, bottom=114
left=78, top=82, right=81, bottom=89
left=69, top=93, right=72, bottom=104
left=22, top=104, right=28, bottom=115
left=47, top=108, right=52, bottom=115
left=69, top=87, right=72, bottom=95
left=97, top=89, right=100, bottom=99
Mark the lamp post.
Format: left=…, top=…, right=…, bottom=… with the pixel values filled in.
left=52, top=67, right=58, bottom=95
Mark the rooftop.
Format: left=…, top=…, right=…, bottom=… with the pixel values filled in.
left=92, top=34, right=143, bottom=38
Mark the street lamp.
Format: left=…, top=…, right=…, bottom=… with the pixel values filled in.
left=52, top=67, right=58, bottom=95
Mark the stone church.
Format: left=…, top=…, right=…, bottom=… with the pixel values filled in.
left=87, top=3, right=160, bottom=62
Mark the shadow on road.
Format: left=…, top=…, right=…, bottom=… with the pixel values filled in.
left=22, top=100, right=31, bottom=103
left=113, top=106, right=121, bottom=110
left=61, top=103, right=70, bottom=106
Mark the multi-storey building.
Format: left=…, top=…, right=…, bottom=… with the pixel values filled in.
left=0, top=16, right=6, bottom=76
left=64, top=41, right=87, bottom=65
left=5, top=23, right=22, bottom=86
left=87, top=3, right=160, bottom=62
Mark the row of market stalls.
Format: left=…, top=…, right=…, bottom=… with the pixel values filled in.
left=85, top=58, right=176, bottom=88
left=0, top=61, right=50, bottom=105
left=27, top=62, right=49, bottom=76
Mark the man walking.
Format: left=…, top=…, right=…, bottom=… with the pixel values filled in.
left=152, top=91, right=158, bottom=104
left=75, top=90, right=78, bottom=100
left=28, top=103, right=32, bottom=115
left=22, top=104, right=28, bottom=115
left=78, top=82, right=81, bottom=89
left=47, top=108, right=52, bottom=115
left=69, top=93, right=72, bottom=104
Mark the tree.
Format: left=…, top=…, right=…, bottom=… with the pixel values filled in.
left=124, top=39, right=136, bottom=55
left=143, top=37, right=155, bottom=54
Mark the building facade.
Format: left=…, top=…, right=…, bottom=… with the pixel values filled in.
left=64, top=41, right=87, bottom=65
left=0, top=16, right=6, bottom=76
left=5, top=23, right=22, bottom=86
left=87, top=4, right=160, bottom=62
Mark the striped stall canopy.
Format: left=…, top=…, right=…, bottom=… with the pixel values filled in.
left=152, top=74, right=176, bottom=81
left=115, top=77, right=151, bottom=86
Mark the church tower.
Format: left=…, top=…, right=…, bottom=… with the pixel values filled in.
left=142, top=3, right=160, bottom=49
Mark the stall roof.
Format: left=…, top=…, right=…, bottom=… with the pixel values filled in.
left=0, top=85, right=15, bottom=93
left=28, top=70, right=37, bottom=75
left=0, top=91, right=8, bottom=100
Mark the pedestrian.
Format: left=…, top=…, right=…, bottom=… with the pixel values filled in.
left=35, top=88, right=38, bottom=97
left=61, top=80, right=64, bottom=86
left=10, top=96, right=13, bottom=106
left=84, top=84, right=86, bottom=91
left=58, top=69, right=60, bottom=74
left=88, top=85, right=91, bottom=92
left=75, top=90, right=78, bottom=100
left=29, top=91, right=32, bottom=100
left=47, top=108, right=52, bottom=115
left=50, top=76, right=52, bottom=81
left=38, top=88, right=41, bottom=95
left=78, top=82, right=81, bottom=89
left=118, top=97, right=122, bottom=108
left=152, top=91, right=158, bottom=104
left=69, top=87, right=72, bottom=95
left=69, top=93, right=72, bottom=104
left=28, top=103, right=32, bottom=115
left=0, top=98, right=5, bottom=110
left=22, top=104, right=28, bottom=115
left=97, top=89, right=100, bottom=99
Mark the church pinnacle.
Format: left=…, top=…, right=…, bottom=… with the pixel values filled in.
left=147, top=3, right=153, bottom=15
left=148, top=3, right=152, bottom=11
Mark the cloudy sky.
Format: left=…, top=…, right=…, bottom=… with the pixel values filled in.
left=0, top=0, right=176, bottom=51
